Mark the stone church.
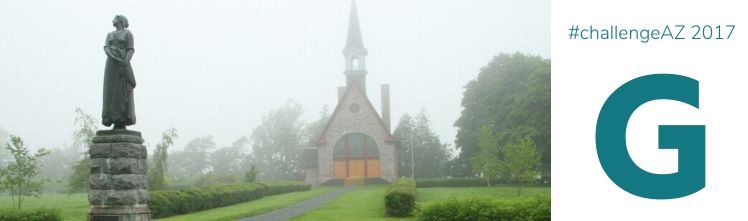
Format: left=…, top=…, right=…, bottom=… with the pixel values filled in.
left=303, top=1, right=397, bottom=184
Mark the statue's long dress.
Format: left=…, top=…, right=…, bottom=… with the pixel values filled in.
left=102, top=30, right=136, bottom=127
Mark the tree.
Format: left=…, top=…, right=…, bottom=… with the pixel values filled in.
left=1, top=135, right=50, bottom=209
left=502, top=137, right=540, bottom=196
left=454, top=52, right=550, bottom=179
left=303, top=106, right=330, bottom=146
left=169, top=136, right=216, bottom=181
left=244, top=165, right=257, bottom=183
left=166, top=151, right=190, bottom=182
left=393, top=110, right=452, bottom=179
left=192, top=172, right=236, bottom=187
left=472, top=125, right=501, bottom=187
left=149, top=128, right=178, bottom=191
left=394, top=114, right=415, bottom=178
left=39, top=143, right=79, bottom=187
left=211, top=136, right=248, bottom=175
left=251, top=100, right=304, bottom=180
left=67, top=108, right=98, bottom=193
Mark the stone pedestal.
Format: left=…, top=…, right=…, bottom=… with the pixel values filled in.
left=88, top=130, right=150, bottom=221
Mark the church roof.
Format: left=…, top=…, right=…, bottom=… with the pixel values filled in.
left=343, top=0, right=367, bottom=55
left=315, top=87, right=396, bottom=145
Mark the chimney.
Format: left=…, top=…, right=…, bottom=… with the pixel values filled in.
left=337, top=87, right=346, bottom=100
left=381, top=84, right=391, bottom=133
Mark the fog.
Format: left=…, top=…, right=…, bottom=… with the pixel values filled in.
left=0, top=0, right=549, bottom=151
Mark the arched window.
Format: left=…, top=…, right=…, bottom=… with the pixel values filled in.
left=333, top=133, right=380, bottom=178
left=334, top=133, right=378, bottom=158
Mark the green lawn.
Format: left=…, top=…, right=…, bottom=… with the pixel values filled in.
left=0, top=185, right=549, bottom=221
left=0, top=186, right=335, bottom=221
left=416, top=186, right=550, bottom=202
left=155, top=186, right=335, bottom=221
left=0, top=193, right=88, bottom=221
left=290, top=185, right=413, bottom=221
left=291, top=185, right=551, bottom=221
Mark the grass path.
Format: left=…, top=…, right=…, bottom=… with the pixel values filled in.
left=290, top=185, right=414, bottom=221
left=236, top=186, right=353, bottom=221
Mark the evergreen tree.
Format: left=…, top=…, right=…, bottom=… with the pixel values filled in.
left=393, top=109, right=452, bottom=179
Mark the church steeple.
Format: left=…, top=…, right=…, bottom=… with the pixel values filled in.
left=343, top=0, right=367, bottom=56
left=343, top=0, right=368, bottom=92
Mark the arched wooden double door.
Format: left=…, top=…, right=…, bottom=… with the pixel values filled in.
left=333, top=133, right=380, bottom=178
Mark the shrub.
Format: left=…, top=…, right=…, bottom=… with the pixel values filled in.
left=385, top=178, right=417, bottom=217
left=192, top=173, right=237, bottom=187
left=0, top=208, right=62, bottom=221
left=416, top=195, right=551, bottom=221
left=149, top=181, right=310, bottom=218
left=258, top=181, right=312, bottom=195
left=166, top=181, right=192, bottom=190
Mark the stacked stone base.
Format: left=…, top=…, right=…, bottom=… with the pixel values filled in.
left=89, top=206, right=150, bottom=221
left=89, top=130, right=150, bottom=221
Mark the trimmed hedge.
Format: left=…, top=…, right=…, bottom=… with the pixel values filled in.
left=415, top=178, right=506, bottom=188
left=149, top=181, right=311, bottom=218
left=384, top=178, right=417, bottom=217
left=417, top=195, right=551, bottom=221
left=0, top=208, right=62, bottom=221
left=259, top=181, right=313, bottom=195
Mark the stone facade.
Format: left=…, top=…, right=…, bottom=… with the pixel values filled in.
left=314, top=86, right=397, bottom=184
left=89, top=130, right=150, bottom=221
left=305, top=1, right=397, bottom=185
left=304, top=167, right=319, bottom=185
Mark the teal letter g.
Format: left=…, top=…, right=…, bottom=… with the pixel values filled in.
left=596, top=74, right=705, bottom=199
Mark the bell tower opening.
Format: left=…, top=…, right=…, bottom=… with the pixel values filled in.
left=352, top=56, right=360, bottom=70
left=342, top=0, right=368, bottom=91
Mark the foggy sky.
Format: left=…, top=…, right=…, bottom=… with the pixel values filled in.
left=0, top=0, right=549, bottom=152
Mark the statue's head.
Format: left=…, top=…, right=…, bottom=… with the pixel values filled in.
left=112, top=15, right=129, bottom=29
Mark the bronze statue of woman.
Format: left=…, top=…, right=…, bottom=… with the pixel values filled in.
left=102, top=15, right=136, bottom=130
